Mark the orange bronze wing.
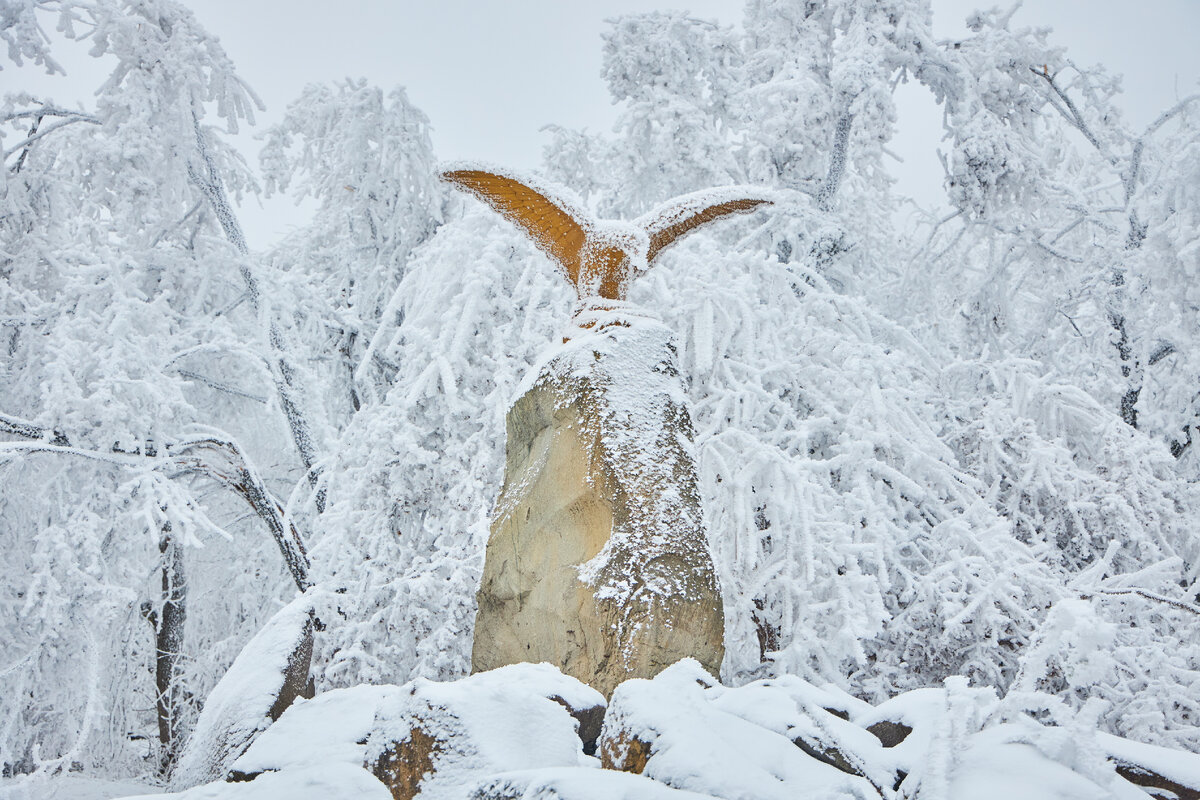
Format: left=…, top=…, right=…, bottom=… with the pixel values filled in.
left=638, top=190, right=774, bottom=266
left=441, top=168, right=589, bottom=285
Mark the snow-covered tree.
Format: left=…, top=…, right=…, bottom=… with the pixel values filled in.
left=1, top=0, right=311, bottom=779
left=540, top=0, right=1200, bottom=749
left=3, top=0, right=1199, bottom=790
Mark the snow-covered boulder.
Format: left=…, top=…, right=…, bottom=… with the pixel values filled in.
left=854, top=683, right=1200, bottom=800
left=473, top=306, right=725, bottom=697
left=707, top=674, right=892, bottom=790
left=117, top=658, right=1200, bottom=800
left=596, top=659, right=1200, bottom=800
left=367, top=664, right=602, bottom=799
left=228, top=684, right=399, bottom=780
left=1101, top=732, right=1200, bottom=800
left=599, top=660, right=878, bottom=799
left=225, top=663, right=603, bottom=800
left=172, top=593, right=316, bottom=788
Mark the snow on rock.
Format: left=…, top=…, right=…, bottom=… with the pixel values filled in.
left=707, top=675, right=893, bottom=790
left=228, top=684, right=400, bottom=779
left=468, top=767, right=717, bottom=799
left=598, top=659, right=878, bottom=799
left=106, top=660, right=1200, bottom=800
left=172, top=593, right=316, bottom=789
left=457, top=663, right=608, bottom=755
left=474, top=306, right=725, bottom=696
left=853, top=686, right=950, bottom=777
left=367, top=665, right=593, bottom=799
left=943, top=726, right=1150, bottom=800
left=217, top=663, right=600, bottom=800
left=117, top=763, right=391, bottom=800
left=1099, top=732, right=1200, bottom=800
left=853, top=681, right=1197, bottom=800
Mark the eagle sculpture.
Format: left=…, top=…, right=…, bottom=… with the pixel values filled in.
left=441, top=167, right=774, bottom=301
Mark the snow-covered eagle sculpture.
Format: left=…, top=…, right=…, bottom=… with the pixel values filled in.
left=441, top=166, right=774, bottom=301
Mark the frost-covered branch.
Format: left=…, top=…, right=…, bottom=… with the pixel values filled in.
left=0, top=411, right=69, bottom=445
left=172, top=369, right=269, bottom=404
left=2, top=105, right=98, bottom=123
left=1082, top=588, right=1200, bottom=617
left=0, top=0, right=66, bottom=74
left=816, top=111, right=854, bottom=212
left=1030, top=67, right=1109, bottom=158
left=0, top=412, right=311, bottom=590
left=170, top=436, right=312, bottom=591
left=1124, top=94, right=1199, bottom=203
left=186, top=111, right=323, bottom=505
left=3, top=113, right=99, bottom=159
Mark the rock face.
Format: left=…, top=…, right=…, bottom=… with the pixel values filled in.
left=472, top=305, right=725, bottom=696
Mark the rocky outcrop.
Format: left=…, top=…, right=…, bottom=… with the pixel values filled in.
left=598, top=660, right=879, bottom=799
left=172, top=593, right=316, bottom=788
left=227, top=663, right=604, bottom=800
left=119, top=661, right=1200, bottom=800
left=472, top=305, right=725, bottom=696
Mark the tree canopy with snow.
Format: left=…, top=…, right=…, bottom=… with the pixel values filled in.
left=1, top=0, right=1198, bottom=793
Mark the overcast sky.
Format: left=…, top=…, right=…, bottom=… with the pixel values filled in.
left=10, top=1, right=1200, bottom=247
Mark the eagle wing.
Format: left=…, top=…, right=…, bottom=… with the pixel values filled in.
left=637, top=189, right=774, bottom=266
left=441, top=168, right=589, bottom=285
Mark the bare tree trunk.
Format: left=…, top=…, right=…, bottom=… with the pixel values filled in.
left=155, top=525, right=188, bottom=778
left=1107, top=282, right=1141, bottom=430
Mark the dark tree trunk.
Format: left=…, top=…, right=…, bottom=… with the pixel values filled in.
left=156, top=526, right=188, bottom=777
left=1108, top=269, right=1142, bottom=429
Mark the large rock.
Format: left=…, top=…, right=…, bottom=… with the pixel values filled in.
left=598, top=660, right=877, bottom=800
left=226, top=663, right=603, bottom=800
left=472, top=305, right=724, bottom=696
left=172, top=593, right=316, bottom=788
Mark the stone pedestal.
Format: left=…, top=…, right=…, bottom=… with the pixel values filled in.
left=472, top=306, right=724, bottom=696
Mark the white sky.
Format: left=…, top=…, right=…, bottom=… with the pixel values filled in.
left=9, top=1, right=1200, bottom=247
